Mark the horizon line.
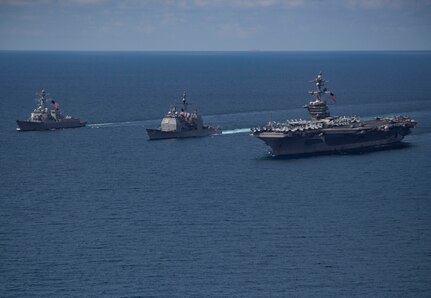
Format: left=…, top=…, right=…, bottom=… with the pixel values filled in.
left=1, top=49, right=430, bottom=53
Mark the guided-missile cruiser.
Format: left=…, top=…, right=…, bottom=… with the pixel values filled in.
left=146, top=92, right=222, bottom=140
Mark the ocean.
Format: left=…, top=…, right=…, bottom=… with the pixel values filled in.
left=1, top=51, right=430, bottom=297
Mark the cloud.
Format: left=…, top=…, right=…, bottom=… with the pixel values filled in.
left=346, top=0, right=402, bottom=9
left=218, top=23, right=263, bottom=39
left=345, top=0, right=431, bottom=10
left=0, top=0, right=51, bottom=6
left=134, top=0, right=305, bottom=9
left=134, top=23, right=155, bottom=34
left=160, top=13, right=185, bottom=26
left=178, top=0, right=280, bottom=8
left=67, top=0, right=108, bottom=4
left=231, top=0, right=304, bottom=8
left=0, top=0, right=306, bottom=10
left=0, top=0, right=107, bottom=6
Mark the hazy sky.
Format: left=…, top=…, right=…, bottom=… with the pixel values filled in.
left=0, top=0, right=430, bottom=51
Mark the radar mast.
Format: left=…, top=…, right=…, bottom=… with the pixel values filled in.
left=308, top=71, right=335, bottom=102
left=181, top=91, right=188, bottom=111
left=36, top=89, right=48, bottom=109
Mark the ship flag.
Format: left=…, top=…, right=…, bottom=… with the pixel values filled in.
left=330, top=92, right=336, bottom=103
left=51, top=100, right=60, bottom=109
left=322, top=88, right=336, bottom=103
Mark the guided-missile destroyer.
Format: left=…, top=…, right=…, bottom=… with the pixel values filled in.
left=146, top=92, right=222, bottom=140
left=16, top=89, right=86, bottom=131
left=252, top=72, right=417, bottom=156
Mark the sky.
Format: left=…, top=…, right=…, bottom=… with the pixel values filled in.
left=0, top=0, right=430, bottom=51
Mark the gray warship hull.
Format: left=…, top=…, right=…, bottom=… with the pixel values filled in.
left=146, top=126, right=222, bottom=140
left=254, top=119, right=413, bottom=156
left=16, top=119, right=87, bottom=131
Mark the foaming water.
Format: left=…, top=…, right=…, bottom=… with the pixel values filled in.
left=222, top=128, right=251, bottom=135
left=88, top=120, right=146, bottom=128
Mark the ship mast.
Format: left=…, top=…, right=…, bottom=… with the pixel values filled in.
left=308, top=72, right=336, bottom=102
left=181, top=91, right=188, bottom=111
left=36, top=89, right=47, bottom=110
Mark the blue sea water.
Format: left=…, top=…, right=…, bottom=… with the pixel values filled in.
left=0, top=51, right=431, bottom=297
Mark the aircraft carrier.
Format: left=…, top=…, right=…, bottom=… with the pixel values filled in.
left=252, top=72, right=417, bottom=156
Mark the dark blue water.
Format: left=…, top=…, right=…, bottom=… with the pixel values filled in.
left=1, top=51, right=431, bottom=297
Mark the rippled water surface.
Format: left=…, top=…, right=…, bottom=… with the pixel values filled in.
left=1, top=51, right=431, bottom=297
